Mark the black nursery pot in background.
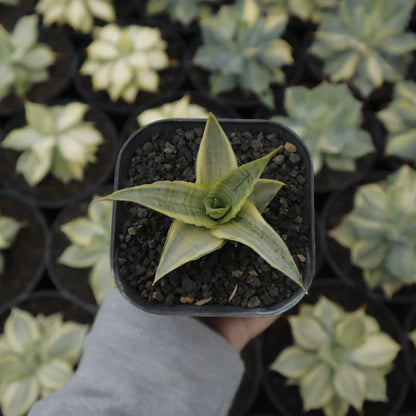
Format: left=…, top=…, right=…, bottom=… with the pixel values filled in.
left=111, top=118, right=315, bottom=317
left=0, top=190, right=47, bottom=310
left=261, top=279, right=410, bottom=416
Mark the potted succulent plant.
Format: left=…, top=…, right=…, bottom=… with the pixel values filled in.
left=47, top=192, right=114, bottom=310
left=121, top=91, right=239, bottom=142
left=0, top=189, right=47, bottom=309
left=307, top=0, right=416, bottom=103
left=75, top=21, right=185, bottom=114
left=323, top=166, right=416, bottom=302
left=0, top=291, right=92, bottom=416
left=264, top=82, right=380, bottom=192
left=377, top=80, right=416, bottom=167
left=0, top=101, right=117, bottom=208
left=105, top=113, right=314, bottom=316
left=190, top=0, right=297, bottom=110
left=262, top=280, right=409, bottom=416
left=0, top=15, right=74, bottom=116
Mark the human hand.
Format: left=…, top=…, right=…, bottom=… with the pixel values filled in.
left=201, top=315, right=279, bottom=352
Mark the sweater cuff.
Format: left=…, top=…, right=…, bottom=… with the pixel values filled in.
left=30, top=289, right=244, bottom=416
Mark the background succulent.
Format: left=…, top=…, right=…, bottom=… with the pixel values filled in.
left=105, top=114, right=304, bottom=289
left=36, top=0, right=115, bottom=34
left=0, top=0, right=19, bottom=4
left=80, top=24, right=169, bottom=103
left=257, top=0, right=338, bottom=23
left=329, top=166, right=416, bottom=297
left=310, top=0, right=416, bottom=97
left=2, top=102, right=104, bottom=186
left=146, top=0, right=216, bottom=26
left=0, top=308, right=89, bottom=416
left=137, top=95, right=209, bottom=126
left=271, top=296, right=400, bottom=416
left=0, top=214, right=21, bottom=275
left=193, top=0, right=293, bottom=109
left=0, top=15, right=55, bottom=101
left=378, top=80, right=416, bottom=162
left=59, top=197, right=114, bottom=304
left=410, top=329, right=416, bottom=349
left=272, top=83, right=375, bottom=174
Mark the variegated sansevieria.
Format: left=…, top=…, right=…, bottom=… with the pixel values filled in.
left=0, top=308, right=89, bottom=416
left=104, top=114, right=305, bottom=290
left=271, top=297, right=400, bottom=416
left=0, top=214, right=22, bottom=275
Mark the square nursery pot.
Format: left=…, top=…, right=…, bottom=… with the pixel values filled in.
left=111, top=118, right=315, bottom=317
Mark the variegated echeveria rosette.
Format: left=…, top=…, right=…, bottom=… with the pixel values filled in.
left=146, top=0, right=216, bottom=26
left=378, top=81, right=416, bottom=162
left=137, top=95, right=209, bottom=126
left=0, top=308, right=89, bottom=416
left=329, top=166, right=416, bottom=297
left=1, top=102, right=104, bottom=186
left=310, top=0, right=416, bottom=97
left=272, top=82, right=375, bottom=174
left=80, top=24, right=169, bottom=103
left=35, top=0, right=115, bottom=34
left=256, top=0, right=338, bottom=23
left=193, top=0, right=293, bottom=109
left=0, top=15, right=55, bottom=101
left=270, top=296, right=400, bottom=416
left=0, top=214, right=22, bottom=275
left=104, top=113, right=306, bottom=293
left=59, top=196, right=114, bottom=304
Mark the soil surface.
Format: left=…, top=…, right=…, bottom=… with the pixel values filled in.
left=0, top=110, right=116, bottom=207
left=0, top=194, right=46, bottom=307
left=118, top=127, right=309, bottom=308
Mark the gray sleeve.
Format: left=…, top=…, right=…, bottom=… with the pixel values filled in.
left=29, top=290, right=244, bottom=416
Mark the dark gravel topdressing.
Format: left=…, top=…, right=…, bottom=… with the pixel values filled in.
left=117, top=127, right=309, bottom=309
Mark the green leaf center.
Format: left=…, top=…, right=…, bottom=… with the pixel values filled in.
left=204, top=197, right=230, bottom=220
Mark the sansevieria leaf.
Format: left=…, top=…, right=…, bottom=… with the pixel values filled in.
left=249, top=179, right=285, bottom=213
left=155, top=220, right=224, bottom=283
left=205, top=147, right=282, bottom=224
left=196, top=113, right=238, bottom=186
left=104, top=181, right=216, bottom=228
left=211, top=200, right=304, bottom=289
left=0, top=377, right=39, bottom=416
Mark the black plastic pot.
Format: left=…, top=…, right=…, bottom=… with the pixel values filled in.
left=74, top=19, right=186, bottom=115
left=405, top=304, right=416, bottom=394
left=321, top=171, right=416, bottom=303
left=121, top=90, right=240, bottom=142
left=0, top=28, right=75, bottom=117
left=261, top=279, right=410, bottom=416
left=47, top=186, right=113, bottom=313
left=0, top=0, right=34, bottom=31
left=229, top=337, right=262, bottom=416
left=0, top=290, right=94, bottom=330
left=0, top=189, right=47, bottom=309
left=0, top=104, right=117, bottom=209
left=111, top=118, right=315, bottom=317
